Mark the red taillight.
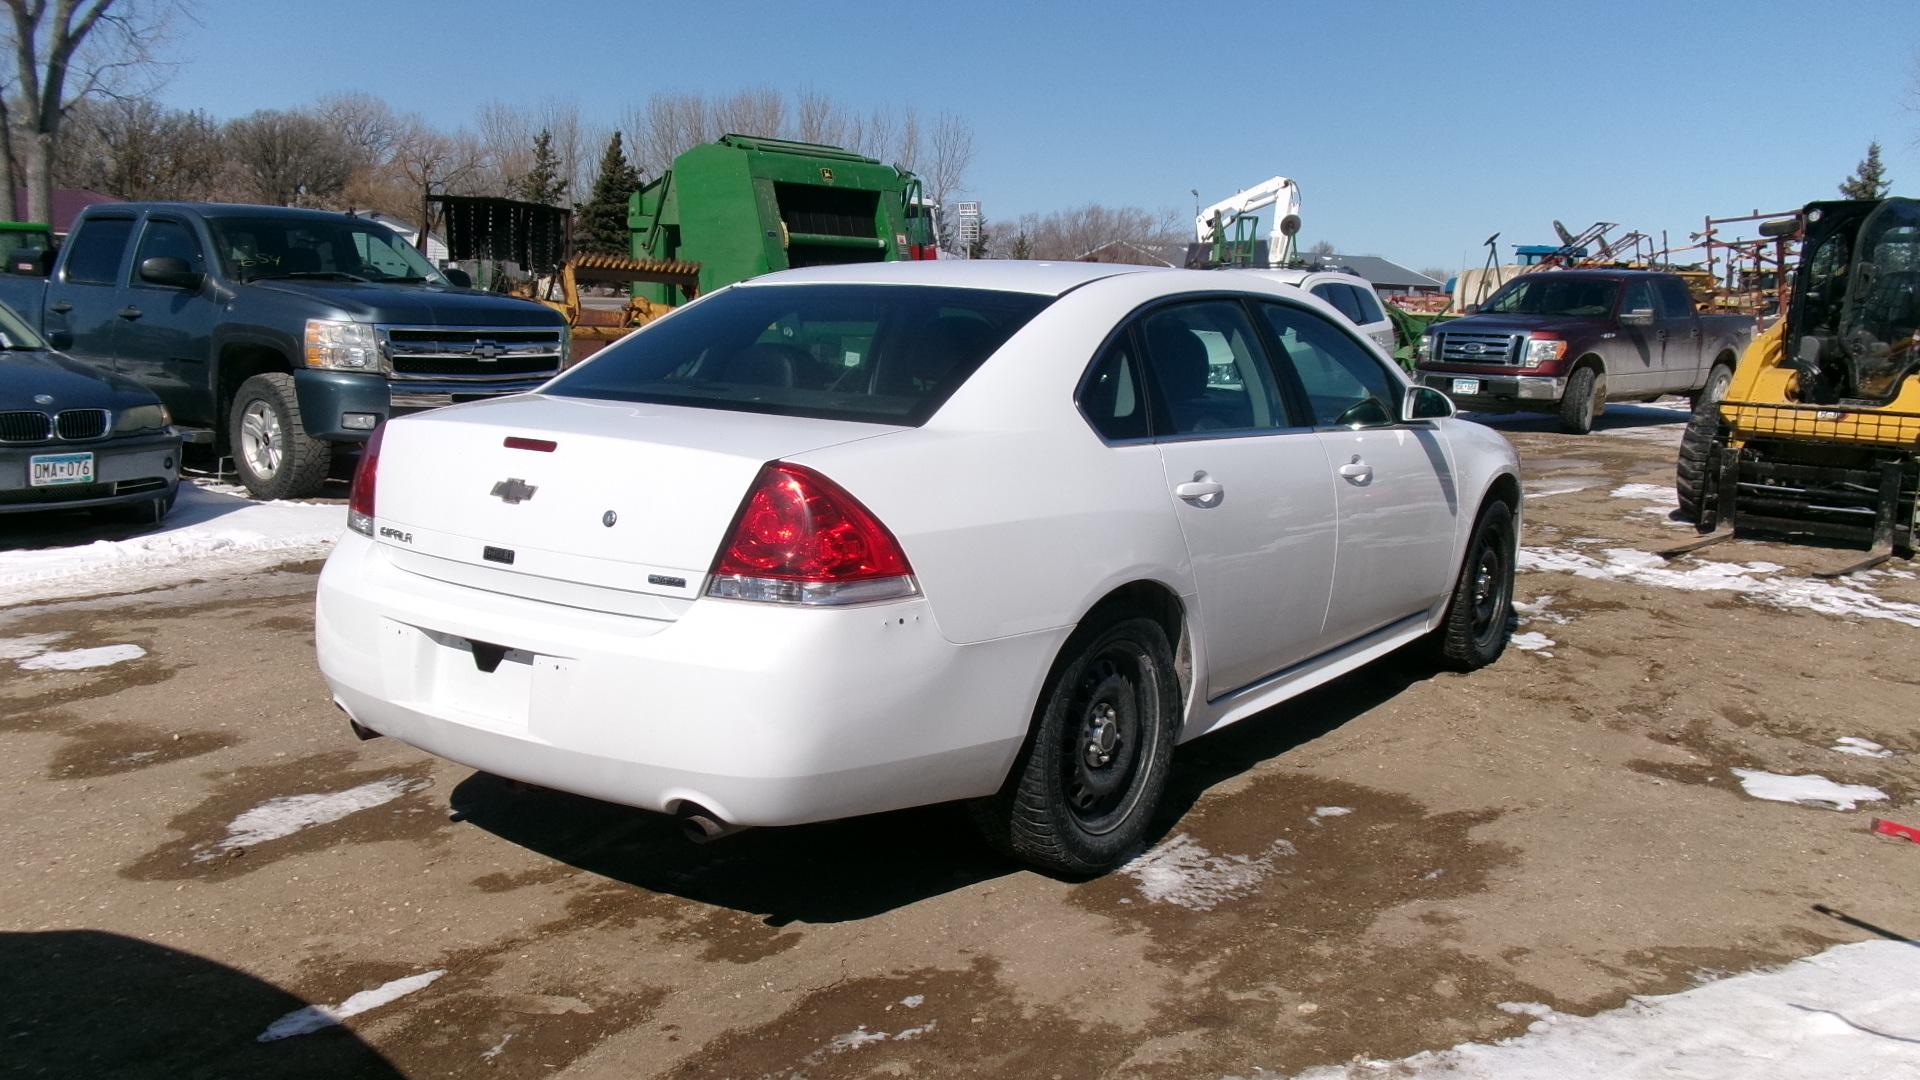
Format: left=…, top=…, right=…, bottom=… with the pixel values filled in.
left=346, top=423, right=384, bottom=537
left=708, top=462, right=916, bottom=605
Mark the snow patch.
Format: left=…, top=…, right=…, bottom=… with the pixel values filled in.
left=1610, top=483, right=1681, bottom=514
left=0, top=632, right=70, bottom=660
left=1509, top=631, right=1555, bottom=655
left=1517, top=545, right=1920, bottom=629
left=1525, top=484, right=1591, bottom=499
left=1512, top=595, right=1570, bottom=625
left=1312, top=806, right=1352, bottom=818
left=1831, top=737, right=1893, bottom=759
left=1121, top=833, right=1296, bottom=911
left=16, top=643, right=146, bottom=671
left=900, top=994, right=924, bottom=1008
left=257, top=969, right=445, bottom=1042
left=197, top=776, right=429, bottom=861
left=1732, top=769, right=1887, bottom=811
left=0, top=480, right=343, bottom=605
left=481, top=1033, right=514, bottom=1061
left=1280, top=941, right=1920, bottom=1079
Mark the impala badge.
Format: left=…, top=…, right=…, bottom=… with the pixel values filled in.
left=490, top=477, right=537, bottom=504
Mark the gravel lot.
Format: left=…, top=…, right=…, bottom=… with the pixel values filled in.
left=3, top=402, right=1916, bottom=1078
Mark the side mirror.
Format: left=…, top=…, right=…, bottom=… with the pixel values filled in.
left=138, top=256, right=204, bottom=291
left=1335, top=397, right=1394, bottom=428
left=8, top=247, right=52, bottom=276
left=1403, top=384, right=1455, bottom=421
left=1464, top=303, right=1481, bottom=314
left=440, top=266, right=473, bottom=289
left=1620, top=308, right=1654, bottom=327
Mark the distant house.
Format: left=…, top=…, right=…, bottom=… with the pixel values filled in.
left=9, top=188, right=121, bottom=235
left=345, top=209, right=450, bottom=264
left=1323, top=254, right=1443, bottom=293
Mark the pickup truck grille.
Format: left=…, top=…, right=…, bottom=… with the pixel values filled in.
left=1434, top=331, right=1522, bottom=365
left=379, top=327, right=565, bottom=383
left=0, top=408, right=110, bottom=444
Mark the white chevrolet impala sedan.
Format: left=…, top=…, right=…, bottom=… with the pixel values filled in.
left=316, top=261, right=1519, bottom=875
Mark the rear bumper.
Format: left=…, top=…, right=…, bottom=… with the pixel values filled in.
left=314, top=534, right=1062, bottom=826
left=1418, top=370, right=1565, bottom=410
left=293, top=371, right=554, bottom=442
left=0, top=430, right=182, bottom=513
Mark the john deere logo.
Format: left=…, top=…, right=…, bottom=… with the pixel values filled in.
left=820, top=167, right=835, bottom=183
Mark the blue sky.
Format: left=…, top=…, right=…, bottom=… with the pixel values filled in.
left=163, top=0, right=1919, bottom=271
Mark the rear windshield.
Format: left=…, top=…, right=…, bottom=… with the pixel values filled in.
left=546, top=283, right=1052, bottom=425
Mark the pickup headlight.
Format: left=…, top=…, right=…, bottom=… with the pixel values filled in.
left=558, top=326, right=573, bottom=369
left=304, top=319, right=383, bottom=372
left=112, top=403, right=170, bottom=434
left=1523, top=338, right=1567, bottom=367
left=1416, top=333, right=1432, bottom=362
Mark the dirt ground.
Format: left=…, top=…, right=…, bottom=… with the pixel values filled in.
left=2, top=401, right=1916, bottom=1079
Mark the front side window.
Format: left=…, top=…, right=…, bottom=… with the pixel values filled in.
left=1620, top=280, right=1655, bottom=316
left=206, top=216, right=440, bottom=283
left=134, top=219, right=206, bottom=276
left=1262, top=302, right=1400, bottom=427
left=1137, top=300, right=1288, bottom=436
left=548, top=284, right=1050, bottom=425
left=63, top=217, right=135, bottom=285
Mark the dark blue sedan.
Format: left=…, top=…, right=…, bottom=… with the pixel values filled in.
left=1, top=301, right=181, bottom=525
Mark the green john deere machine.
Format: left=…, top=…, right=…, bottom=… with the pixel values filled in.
left=628, top=135, right=922, bottom=306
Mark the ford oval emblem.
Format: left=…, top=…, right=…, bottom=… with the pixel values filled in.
left=602, top=510, right=618, bottom=528
left=1463, top=342, right=1485, bottom=354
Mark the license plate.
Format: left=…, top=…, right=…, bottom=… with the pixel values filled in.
left=1451, top=378, right=1482, bottom=396
left=29, top=451, right=94, bottom=487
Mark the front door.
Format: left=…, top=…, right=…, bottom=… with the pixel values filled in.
left=1134, top=299, right=1338, bottom=698
left=119, top=217, right=217, bottom=425
left=1613, top=278, right=1659, bottom=394
left=41, top=215, right=136, bottom=374
left=1258, top=301, right=1459, bottom=645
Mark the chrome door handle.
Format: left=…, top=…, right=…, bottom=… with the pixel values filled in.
left=1175, top=478, right=1225, bottom=503
left=50, top=300, right=72, bottom=313
left=1337, top=458, right=1374, bottom=484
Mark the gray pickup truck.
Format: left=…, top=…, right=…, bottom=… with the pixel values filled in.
left=0, top=203, right=569, bottom=498
left=1414, top=269, right=1753, bottom=433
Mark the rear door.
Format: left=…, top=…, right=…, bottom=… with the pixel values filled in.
left=1136, top=298, right=1337, bottom=697
left=1653, top=276, right=1702, bottom=391
left=1258, top=301, right=1458, bottom=646
left=42, top=214, right=136, bottom=373
left=119, top=216, right=217, bottom=423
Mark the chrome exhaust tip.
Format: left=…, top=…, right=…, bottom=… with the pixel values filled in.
left=677, top=802, right=747, bottom=844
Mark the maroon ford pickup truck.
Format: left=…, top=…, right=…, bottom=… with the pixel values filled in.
left=1414, top=269, right=1754, bottom=433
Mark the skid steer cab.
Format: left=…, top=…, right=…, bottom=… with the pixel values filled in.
left=1676, top=196, right=1920, bottom=577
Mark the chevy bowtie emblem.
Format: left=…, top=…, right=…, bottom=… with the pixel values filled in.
left=473, top=340, right=502, bottom=361
left=490, top=478, right=537, bottom=504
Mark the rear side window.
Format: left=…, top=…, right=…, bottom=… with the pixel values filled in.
left=1079, top=337, right=1150, bottom=441
left=1655, top=277, right=1694, bottom=316
left=1310, top=281, right=1363, bottom=324
left=548, top=284, right=1051, bottom=426
left=1346, top=284, right=1386, bottom=324
left=1137, top=300, right=1289, bottom=436
left=63, top=218, right=135, bottom=285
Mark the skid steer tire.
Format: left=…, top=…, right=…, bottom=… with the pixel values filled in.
left=1675, top=406, right=1722, bottom=527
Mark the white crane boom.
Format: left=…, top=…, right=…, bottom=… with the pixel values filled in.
left=1195, top=176, right=1303, bottom=266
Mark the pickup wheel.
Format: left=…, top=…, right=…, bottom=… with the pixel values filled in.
left=1675, top=405, right=1723, bottom=527
left=1557, top=366, right=1602, bottom=434
left=970, top=614, right=1178, bottom=876
left=1432, top=498, right=1515, bottom=671
left=229, top=373, right=331, bottom=500
left=1690, top=362, right=1734, bottom=413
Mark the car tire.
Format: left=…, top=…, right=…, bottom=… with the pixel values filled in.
left=970, top=614, right=1179, bottom=876
left=1557, top=366, right=1601, bottom=434
left=1675, top=405, right=1723, bottom=527
left=229, top=373, right=330, bottom=500
left=1432, top=499, right=1515, bottom=671
left=1689, top=362, right=1734, bottom=413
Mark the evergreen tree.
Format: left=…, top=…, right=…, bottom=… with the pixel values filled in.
left=517, top=128, right=568, bottom=206
left=1839, top=142, right=1891, bottom=200
left=578, top=131, right=642, bottom=255
left=968, top=217, right=991, bottom=259
left=1009, top=228, right=1033, bottom=260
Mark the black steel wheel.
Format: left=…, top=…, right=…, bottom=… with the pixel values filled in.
left=1433, top=499, right=1515, bottom=671
left=971, top=614, right=1178, bottom=875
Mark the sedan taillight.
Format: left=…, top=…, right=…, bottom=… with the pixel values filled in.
left=707, top=462, right=917, bottom=606
left=347, top=424, right=384, bottom=537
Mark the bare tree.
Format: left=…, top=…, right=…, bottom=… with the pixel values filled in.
left=1307, top=238, right=1337, bottom=260
left=921, top=110, right=974, bottom=246
left=3, top=0, right=176, bottom=224
left=223, top=109, right=354, bottom=206
left=59, top=95, right=221, bottom=199
left=390, top=114, right=487, bottom=236
left=1015, top=203, right=1184, bottom=262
